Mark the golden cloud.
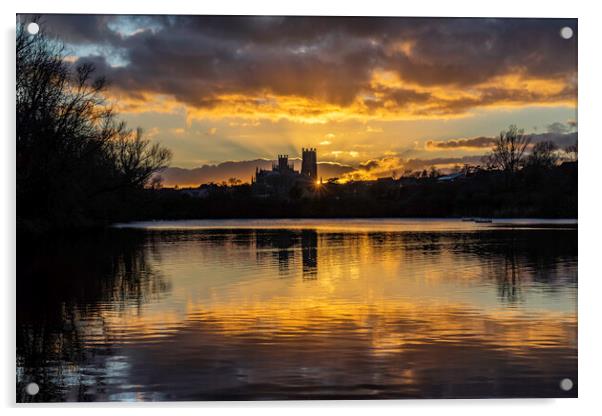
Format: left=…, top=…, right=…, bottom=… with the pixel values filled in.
left=336, top=154, right=489, bottom=183
left=107, top=69, right=575, bottom=125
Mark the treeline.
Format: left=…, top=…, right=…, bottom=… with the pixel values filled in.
left=119, top=161, right=576, bottom=220
left=17, top=22, right=171, bottom=232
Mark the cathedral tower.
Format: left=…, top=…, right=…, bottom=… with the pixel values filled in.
left=301, top=148, right=317, bottom=180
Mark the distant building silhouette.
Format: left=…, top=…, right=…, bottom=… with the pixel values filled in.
left=277, top=154, right=295, bottom=173
left=301, top=230, right=318, bottom=279
left=252, top=147, right=318, bottom=196
left=301, top=148, right=317, bottom=180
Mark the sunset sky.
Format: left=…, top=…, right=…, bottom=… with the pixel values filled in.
left=27, top=15, right=577, bottom=185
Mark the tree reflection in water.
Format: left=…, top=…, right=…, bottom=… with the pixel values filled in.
left=17, top=230, right=170, bottom=402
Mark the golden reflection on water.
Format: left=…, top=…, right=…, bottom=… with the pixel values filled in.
left=17, top=221, right=577, bottom=401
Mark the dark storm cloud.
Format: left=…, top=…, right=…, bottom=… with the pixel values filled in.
left=22, top=14, right=173, bottom=44
left=384, top=18, right=577, bottom=86
left=528, top=131, right=577, bottom=149
left=426, top=136, right=498, bottom=150
left=546, top=121, right=577, bottom=134
left=23, top=14, right=117, bottom=43
left=24, top=15, right=577, bottom=115
left=426, top=131, right=577, bottom=151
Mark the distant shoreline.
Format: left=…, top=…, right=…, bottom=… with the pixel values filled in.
left=113, top=217, right=578, bottom=232
left=18, top=213, right=579, bottom=235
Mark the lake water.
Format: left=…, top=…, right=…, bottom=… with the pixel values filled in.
left=17, top=219, right=577, bottom=401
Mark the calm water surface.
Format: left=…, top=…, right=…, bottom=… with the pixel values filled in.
left=17, top=219, right=577, bottom=401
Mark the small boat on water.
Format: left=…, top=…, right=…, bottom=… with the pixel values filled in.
left=474, top=218, right=493, bottom=223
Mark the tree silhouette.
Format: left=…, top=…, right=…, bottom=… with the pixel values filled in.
left=485, top=125, right=530, bottom=175
left=17, top=21, right=171, bottom=229
left=526, top=141, right=559, bottom=169
left=565, top=141, right=578, bottom=161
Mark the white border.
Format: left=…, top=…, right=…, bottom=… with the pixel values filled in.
left=2, top=1, right=601, bottom=415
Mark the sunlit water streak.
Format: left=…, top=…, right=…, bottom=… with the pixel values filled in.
left=17, top=219, right=577, bottom=401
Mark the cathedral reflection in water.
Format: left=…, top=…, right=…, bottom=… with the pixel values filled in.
left=254, top=230, right=318, bottom=279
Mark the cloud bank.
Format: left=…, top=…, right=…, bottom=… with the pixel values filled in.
left=426, top=128, right=577, bottom=151
left=28, top=15, right=577, bottom=123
